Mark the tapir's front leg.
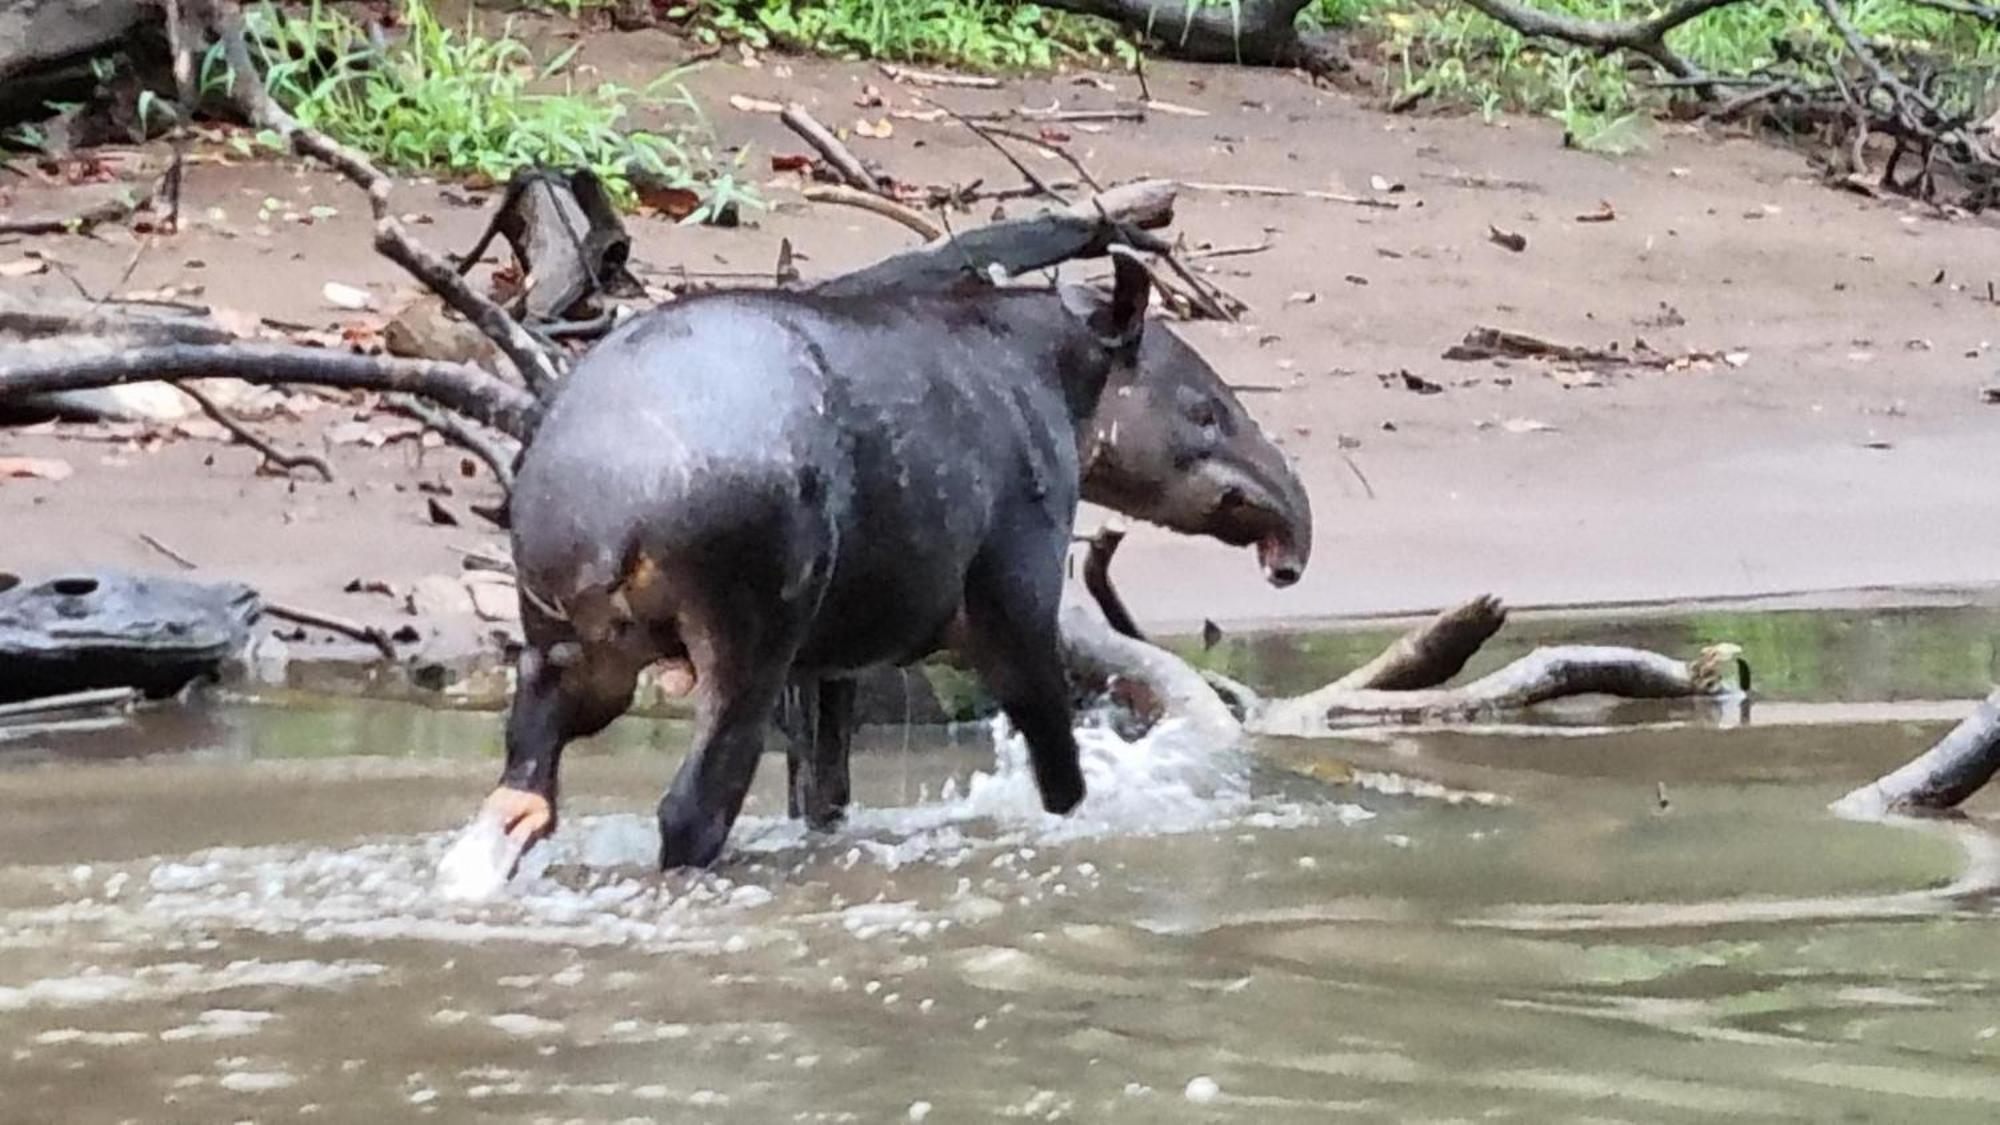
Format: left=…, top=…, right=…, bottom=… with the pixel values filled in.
left=959, top=530, right=1086, bottom=815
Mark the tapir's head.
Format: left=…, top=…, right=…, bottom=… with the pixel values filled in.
left=1075, top=319, right=1314, bottom=588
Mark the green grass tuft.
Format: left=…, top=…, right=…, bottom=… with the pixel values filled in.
left=1317, top=0, right=2000, bottom=148
left=207, top=0, right=754, bottom=217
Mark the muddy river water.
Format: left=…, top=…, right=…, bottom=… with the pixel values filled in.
left=4, top=606, right=2000, bottom=1123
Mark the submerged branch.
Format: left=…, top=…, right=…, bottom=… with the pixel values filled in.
left=1833, top=687, right=2000, bottom=818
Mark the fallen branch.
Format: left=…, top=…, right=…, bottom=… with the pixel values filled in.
left=1182, top=181, right=1401, bottom=210
left=0, top=191, right=143, bottom=236
left=879, top=63, right=1000, bottom=88
left=1255, top=643, right=1747, bottom=734
left=264, top=601, right=397, bottom=661
left=0, top=294, right=239, bottom=347
left=811, top=179, right=1177, bottom=295
left=0, top=686, right=141, bottom=724
left=1832, top=686, right=2000, bottom=818
left=178, top=382, right=335, bottom=483
left=1079, top=524, right=1145, bottom=641
left=1442, top=326, right=1725, bottom=370
left=801, top=184, right=944, bottom=239
left=1452, top=0, right=1733, bottom=84
left=1059, top=595, right=1242, bottom=747
left=780, top=104, right=886, bottom=194
left=382, top=392, right=519, bottom=492
left=0, top=341, right=540, bottom=440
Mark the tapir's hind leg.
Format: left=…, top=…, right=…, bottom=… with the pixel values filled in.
left=487, top=611, right=645, bottom=845
left=959, top=535, right=1086, bottom=815
left=784, top=675, right=855, bottom=831
left=656, top=544, right=824, bottom=869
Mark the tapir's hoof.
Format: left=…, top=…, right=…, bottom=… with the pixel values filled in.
left=483, top=786, right=554, bottom=845
left=1039, top=774, right=1086, bottom=817
left=657, top=795, right=730, bottom=870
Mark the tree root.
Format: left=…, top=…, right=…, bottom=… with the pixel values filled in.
left=1833, top=687, right=2000, bottom=818
left=1033, top=0, right=1344, bottom=75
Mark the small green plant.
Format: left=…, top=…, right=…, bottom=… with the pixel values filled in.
left=204, top=0, right=754, bottom=215
left=1319, top=0, right=2000, bottom=147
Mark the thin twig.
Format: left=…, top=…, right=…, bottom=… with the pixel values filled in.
left=178, top=381, right=335, bottom=482
left=918, top=94, right=1069, bottom=204
left=0, top=194, right=140, bottom=236
left=970, top=126, right=1105, bottom=192
left=801, top=184, right=944, bottom=239
left=779, top=104, right=884, bottom=194
left=265, top=601, right=398, bottom=660
left=1183, top=240, right=1275, bottom=261
left=1182, top=181, right=1401, bottom=210
left=879, top=63, right=1000, bottom=88
left=383, top=392, right=518, bottom=491
left=138, top=532, right=200, bottom=570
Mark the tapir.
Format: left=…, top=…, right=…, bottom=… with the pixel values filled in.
left=780, top=313, right=1315, bottom=828
left=485, top=255, right=1159, bottom=869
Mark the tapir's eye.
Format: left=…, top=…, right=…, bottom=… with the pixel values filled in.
left=1186, top=399, right=1220, bottom=431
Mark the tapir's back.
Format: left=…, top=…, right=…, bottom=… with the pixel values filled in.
left=510, top=287, right=1097, bottom=668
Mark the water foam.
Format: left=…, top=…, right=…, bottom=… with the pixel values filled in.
left=2, top=715, right=1368, bottom=954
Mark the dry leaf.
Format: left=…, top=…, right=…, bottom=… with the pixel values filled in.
left=1576, top=201, right=1616, bottom=222
left=853, top=117, right=894, bottom=140
left=1723, top=351, right=1750, bottom=368
left=1285, top=290, right=1318, bottom=305
left=1500, top=417, right=1558, bottom=434
left=0, top=456, right=73, bottom=481
left=1551, top=368, right=1603, bottom=388
left=1144, top=100, right=1208, bottom=117
left=1369, top=174, right=1405, bottom=193
left=855, top=84, right=886, bottom=108
left=635, top=183, right=700, bottom=219
left=728, top=94, right=784, bottom=114
left=0, top=258, right=48, bottom=278
left=889, top=107, right=946, bottom=123
left=1487, top=225, right=1527, bottom=253
left=322, top=281, right=376, bottom=311
left=771, top=153, right=816, bottom=173
left=1037, top=127, right=1071, bottom=144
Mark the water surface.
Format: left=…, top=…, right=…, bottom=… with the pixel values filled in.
left=3, top=608, right=1999, bottom=1122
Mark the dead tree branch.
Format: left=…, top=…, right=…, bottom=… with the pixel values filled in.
left=179, top=381, right=335, bottom=482
left=1080, top=525, right=1146, bottom=641
left=383, top=393, right=520, bottom=491
left=0, top=342, right=539, bottom=439
left=1833, top=686, right=2000, bottom=818
left=801, top=184, right=944, bottom=239
left=1453, top=0, right=1734, bottom=82
left=812, top=179, right=1177, bottom=295
left=780, top=104, right=886, bottom=194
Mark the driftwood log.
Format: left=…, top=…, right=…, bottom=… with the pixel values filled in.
left=1833, top=686, right=2000, bottom=818
left=1069, top=532, right=1750, bottom=745
left=1034, top=0, right=1342, bottom=75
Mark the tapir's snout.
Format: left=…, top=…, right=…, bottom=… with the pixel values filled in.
left=1206, top=460, right=1313, bottom=588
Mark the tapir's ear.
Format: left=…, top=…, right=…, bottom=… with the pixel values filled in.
left=1096, top=247, right=1151, bottom=352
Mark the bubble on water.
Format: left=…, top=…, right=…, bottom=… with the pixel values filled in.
left=1184, top=1076, right=1220, bottom=1103
left=908, top=1100, right=933, bottom=1121
left=217, top=1068, right=297, bottom=1093
left=159, top=1009, right=276, bottom=1042
left=488, top=1012, right=565, bottom=1038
